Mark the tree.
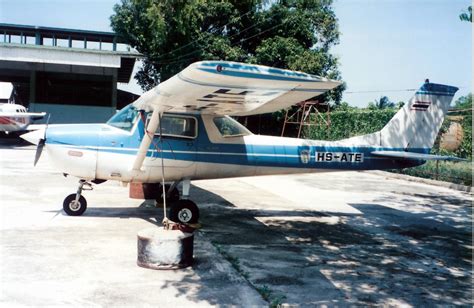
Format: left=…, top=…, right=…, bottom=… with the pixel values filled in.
left=459, top=6, right=472, bottom=22
left=453, top=93, right=472, bottom=109
left=110, top=0, right=344, bottom=102
left=368, top=96, right=395, bottom=109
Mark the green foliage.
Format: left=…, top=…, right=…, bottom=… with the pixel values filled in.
left=453, top=93, right=472, bottom=109
left=431, top=94, right=472, bottom=159
left=460, top=5, right=472, bottom=22
left=368, top=96, right=395, bottom=109
left=111, top=0, right=344, bottom=101
left=445, top=94, right=472, bottom=159
left=255, top=285, right=286, bottom=307
left=306, top=108, right=396, bottom=140
left=390, top=161, right=472, bottom=186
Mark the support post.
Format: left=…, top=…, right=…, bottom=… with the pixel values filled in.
left=29, top=70, right=36, bottom=108
left=35, top=31, right=42, bottom=45
left=111, top=71, right=117, bottom=111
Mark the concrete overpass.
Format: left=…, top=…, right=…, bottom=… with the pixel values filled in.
left=0, top=23, right=141, bottom=123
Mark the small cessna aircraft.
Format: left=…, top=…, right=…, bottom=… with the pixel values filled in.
left=0, top=103, right=46, bottom=133
left=22, top=61, right=461, bottom=224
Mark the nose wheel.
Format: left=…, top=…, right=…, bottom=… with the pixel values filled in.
left=63, top=180, right=92, bottom=216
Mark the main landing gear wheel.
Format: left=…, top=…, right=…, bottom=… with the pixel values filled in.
left=169, top=200, right=199, bottom=224
left=63, top=194, right=87, bottom=216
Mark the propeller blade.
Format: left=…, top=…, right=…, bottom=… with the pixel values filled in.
left=34, top=114, right=49, bottom=166
left=34, top=138, right=45, bottom=166
left=44, top=114, right=50, bottom=139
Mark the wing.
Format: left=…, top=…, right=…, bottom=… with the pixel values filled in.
left=133, top=61, right=341, bottom=115
left=371, top=151, right=466, bottom=162
left=26, top=112, right=47, bottom=121
left=0, top=112, right=46, bottom=121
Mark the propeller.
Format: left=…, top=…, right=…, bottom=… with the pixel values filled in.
left=34, top=114, right=50, bottom=166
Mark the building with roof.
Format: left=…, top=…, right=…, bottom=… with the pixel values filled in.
left=0, top=23, right=141, bottom=123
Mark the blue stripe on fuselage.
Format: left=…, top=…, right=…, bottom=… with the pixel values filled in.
left=45, top=115, right=428, bottom=171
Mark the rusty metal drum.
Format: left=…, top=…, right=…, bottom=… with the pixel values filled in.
left=137, top=227, right=194, bottom=270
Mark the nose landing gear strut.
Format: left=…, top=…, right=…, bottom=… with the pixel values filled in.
left=63, top=179, right=92, bottom=216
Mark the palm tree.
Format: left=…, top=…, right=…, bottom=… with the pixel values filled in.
left=460, top=6, right=472, bottom=22
left=374, top=96, right=395, bottom=109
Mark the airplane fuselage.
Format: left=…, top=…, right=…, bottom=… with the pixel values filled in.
left=0, top=104, right=46, bottom=132
left=42, top=111, right=424, bottom=183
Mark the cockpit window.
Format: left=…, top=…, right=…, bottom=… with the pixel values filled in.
left=147, top=114, right=197, bottom=139
left=213, top=116, right=252, bottom=137
left=107, top=104, right=139, bottom=131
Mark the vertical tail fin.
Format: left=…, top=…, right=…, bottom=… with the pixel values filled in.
left=379, top=81, right=458, bottom=151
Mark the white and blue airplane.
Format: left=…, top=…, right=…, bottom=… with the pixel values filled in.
left=21, top=61, right=461, bottom=224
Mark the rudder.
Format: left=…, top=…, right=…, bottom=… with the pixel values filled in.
left=379, top=81, right=458, bottom=152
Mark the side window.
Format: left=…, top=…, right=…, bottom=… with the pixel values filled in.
left=149, top=115, right=197, bottom=139
left=213, top=116, right=251, bottom=137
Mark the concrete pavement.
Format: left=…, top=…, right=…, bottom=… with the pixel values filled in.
left=0, top=139, right=472, bottom=306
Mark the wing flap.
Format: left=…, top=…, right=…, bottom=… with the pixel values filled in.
left=371, top=151, right=466, bottom=162
left=133, top=61, right=341, bottom=115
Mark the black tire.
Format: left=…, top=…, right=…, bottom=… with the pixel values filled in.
left=63, top=194, right=87, bottom=216
left=156, top=185, right=180, bottom=204
left=169, top=200, right=199, bottom=224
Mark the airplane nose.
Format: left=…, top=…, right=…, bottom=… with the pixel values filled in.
left=20, top=128, right=45, bottom=145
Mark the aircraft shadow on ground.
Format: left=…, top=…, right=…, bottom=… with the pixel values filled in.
left=81, top=201, right=164, bottom=227
left=0, top=136, right=34, bottom=149
left=62, top=184, right=472, bottom=306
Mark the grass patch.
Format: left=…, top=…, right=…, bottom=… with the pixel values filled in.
left=212, top=242, right=249, bottom=279
left=256, top=285, right=286, bottom=308
left=390, top=160, right=472, bottom=186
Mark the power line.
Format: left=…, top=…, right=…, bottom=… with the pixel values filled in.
left=151, top=18, right=285, bottom=66
left=345, top=89, right=416, bottom=94
left=345, top=86, right=470, bottom=94
left=150, top=6, right=288, bottom=66
left=153, top=9, right=255, bottom=61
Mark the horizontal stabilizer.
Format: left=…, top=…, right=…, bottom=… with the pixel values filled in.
left=371, top=151, right=466, bottom=162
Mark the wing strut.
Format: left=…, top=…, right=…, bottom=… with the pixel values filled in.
left=131, top=106, right=171, bottom=224
left=131, top=107, right=163, bottom=174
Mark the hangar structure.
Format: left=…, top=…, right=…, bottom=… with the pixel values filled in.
left=0, top=23, right=141, bottom=123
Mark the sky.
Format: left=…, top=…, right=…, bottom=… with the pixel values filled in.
left=0, top=0, right=472, bottom=107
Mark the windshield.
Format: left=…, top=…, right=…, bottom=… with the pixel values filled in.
left=213, top=116, right=252, bottom=137
left=107, top=104, right=139, bottom=131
